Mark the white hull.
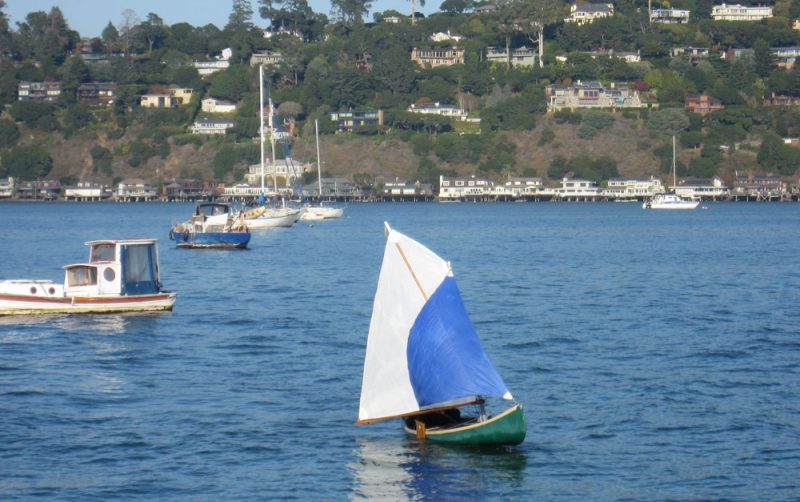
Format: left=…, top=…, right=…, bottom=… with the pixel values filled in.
left=245, top=207, right=302, bottom=229
left=300, top=205, right=343, bottom=221
left=643, top=194, right=699, bottom=210
left=0, top=280, right=176, bottom=315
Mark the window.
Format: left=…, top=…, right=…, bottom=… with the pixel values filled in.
left=67, top=266, right=97, bottom=287
left=91, top=244, right=115, bottom=262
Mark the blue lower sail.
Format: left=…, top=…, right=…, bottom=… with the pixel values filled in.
left=169, top=231, right=250, bottom=249
left=407, top=276, right=509, bottom=407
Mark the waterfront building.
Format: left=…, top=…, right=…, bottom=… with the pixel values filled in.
left=330, top=110, right=384, bottom=132
left=76, top=82, right=117, bottom=106
left=190, top=119, right=235, bottom=135
left=733, top=174, right=786, bottom=199
left=201, top=98, right=237, bottom=113
left=0, top=177, right=14, bottom=198
left=411, top=47, right=465, bottom=68
left=650, top=8, right=690, bottom=23
left=305, top=178, right=364, bottom=199
left=495, top=177, right=545, bottom=198
left=163, top=179, right=223, bottom=201
left=546, top=81, right=645, bottom=112
left=673, top=177, right=729, bottom=199
left=711, top=4, right=772, bottom=21
left=17, top=180, right=61, bottom=200
left=18, top=81, right=61, bottom=101
left=438, top=175, right=493, bottom=200
left=565, top=3, right=614, bottom=25
left=244, top=161, right=309, bottom=186
left=554, top=177, right=602, bottom=200
left=603, top=176, right=665, bottom=199
left=486, top=46, right=536, bottom=68
left=64, top=182, right=113, bottom=201
left=117, top=179, right=157, bottom=201
left=685, top=94, right=725, bottom=115
left=382, top=179, right=434, bottom=199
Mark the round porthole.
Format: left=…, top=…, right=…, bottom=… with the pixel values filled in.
left=104, top=267, right=115, bottom=281
left=48, top=287, right=56, bottom=294
left=30, top=286, right=37, bottom=294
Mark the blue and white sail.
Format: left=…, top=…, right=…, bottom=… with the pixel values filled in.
left=358, top=223, right=512, bottom=423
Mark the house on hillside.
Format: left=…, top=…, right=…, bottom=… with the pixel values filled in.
left=486, top=47, right=536, bottom=68
left=430, top=31, right=464, bottom=43
left=565, top=3, right=614, bottom=25
left=77, top=82, right=117, bottom=106
left=407, top=102, right=468, bottom=121
left=330, top=110, right=384, bottom=132
left=411, top=47, right=465, bottom=67
left=650, top=8, right=690, bottom=23
left=18, top=81, right=61, bottom=101
left=711, top=3, right=772, bottom=21
left=190, top=118, right=235, bottom=134
left=546, top=81, right=645, bottom=111
left=685, top=94, right=724, bottom=115
left=201, top=98, right=237, bottom=113
left=250, top=50, right=284, bottom=66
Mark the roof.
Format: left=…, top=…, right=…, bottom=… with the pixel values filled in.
left=84, top=239, right=158, bottom=246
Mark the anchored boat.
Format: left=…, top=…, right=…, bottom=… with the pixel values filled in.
left=169, top=202, right=251, bottom=249
left=356, top=223, right=526, bottom=446
left=0, top=239, right=176, bottom=315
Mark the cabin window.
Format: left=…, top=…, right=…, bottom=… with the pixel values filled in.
left=121, top=244, right=157, bottom=295
left=91, top=244, right=115, bottom=262
left=103, top=267, right=116, bottom=282
left=68, top=266, right=97, bottom=287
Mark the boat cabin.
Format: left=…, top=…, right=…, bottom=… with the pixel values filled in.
left=63, top=239, right=163, bottom=296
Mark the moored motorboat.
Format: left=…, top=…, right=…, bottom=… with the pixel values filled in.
left=356, top=223, right=526, bottom=446
left=169, top=202, right=251, bottom=248
left=643, top=193, right=700, bottom=210
left=0, top=239, right=176, bottom=315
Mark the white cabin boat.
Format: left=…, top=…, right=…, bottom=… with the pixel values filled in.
left=642, top=193, right=700, bottom=210
left=0, top=239, right=176, bottom=315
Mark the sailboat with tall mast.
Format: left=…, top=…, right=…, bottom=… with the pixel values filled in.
left=643, top=135, right=700, bottom=210
left=356, top=223, right=526, bottom=446
left=244, top=65, right=302, bottom=229
left=300, top=119, right=344, bottom=221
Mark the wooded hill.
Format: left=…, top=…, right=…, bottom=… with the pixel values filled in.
left=0, top=0, right=799, bottom=191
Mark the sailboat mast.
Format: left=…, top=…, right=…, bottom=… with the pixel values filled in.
left=259, top=65, right=265, bottom=195
left=672, top=134, right=677, bottom=189
left=268, top=96, right=278, bottom=196
left=315, top=119, right=322, bottom=198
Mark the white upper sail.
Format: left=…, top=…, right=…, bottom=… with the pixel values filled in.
left=358, top=223, right=452, bottom=422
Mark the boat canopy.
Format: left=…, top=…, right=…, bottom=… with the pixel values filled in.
left=358, top=223, right=512, bottom=423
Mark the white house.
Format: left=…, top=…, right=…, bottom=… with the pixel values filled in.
left=673, top=177, right=729, bottom=199
left=250, top=51, right=284, bottom=67
left=430, top=30, right=464, bottom=43
left=496, top=177, right=544, bottom=198
left=603, top=177, right=665, bottom=199
left=407, top=102, right=468, bottom=120
left=438, top=175, right=494, bottom=200
left=193, top=48, right=232, bottom=76
left=711, top=4, right=773, bottom=21
left=201, top=98, right=237, bottom=113
left=117, top=179, right=157, bottom=201
left=650, top=8, right=691, bottom=23
left=554, top=178, right=602, bottom=200
left=64, top=182, right=113, bottom=201
left=190, top=119, right=235, bottom=135
left=565, top=3, right=614, bottom=25
left=0, top=177, right=14, bottom=198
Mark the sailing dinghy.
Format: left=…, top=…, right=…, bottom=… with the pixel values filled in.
left=356, top=223, right=526, bottom=446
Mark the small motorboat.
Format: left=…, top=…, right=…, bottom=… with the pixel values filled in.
left=170, top=202, right=251, bottom=248
left=0, top=239, right=176, bottom=315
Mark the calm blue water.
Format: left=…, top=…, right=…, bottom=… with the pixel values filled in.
left=1, top=201, right=799, bottom=500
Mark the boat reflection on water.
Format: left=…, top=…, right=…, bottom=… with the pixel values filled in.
left=349, top=437, right=527, bottom=499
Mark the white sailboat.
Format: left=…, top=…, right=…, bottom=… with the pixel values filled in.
left=643, top=135, right=700, bottom=210
left=300, top=119, right=344, bottom=221
left=245, top=65, right=302, bottom=229
left=356, top=223, right=525, bottom=446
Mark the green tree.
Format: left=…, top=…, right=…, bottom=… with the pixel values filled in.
left=758, top=131, right=800, bottom=176
left=227, top=0, right=255, bottom=31
left=9, top=101, right=57, bottom=130
left=91, top=146, right=113, bottom=176
left=0, top=118, right=19, bottom=148
left=331, top=0, right=372, bottom=24
left=647, top=108, right=690, bottom=139
left=0, top=144, right=53, bottom=179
